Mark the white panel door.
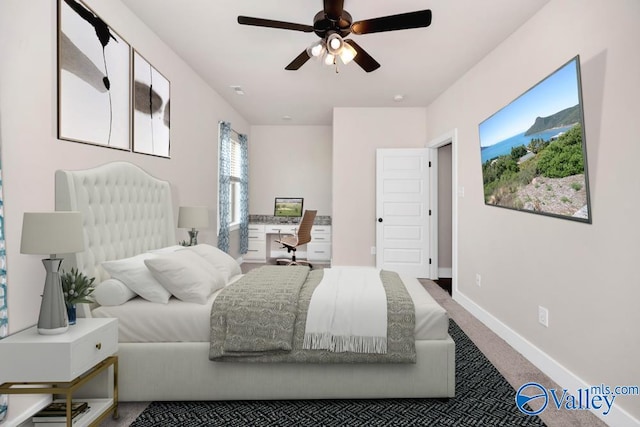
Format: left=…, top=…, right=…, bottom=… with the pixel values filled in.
left=376, top=149, right=430, bottom=278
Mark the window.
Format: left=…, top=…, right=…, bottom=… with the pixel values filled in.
left=228, top=134, right=241, bottom=228
left=218, top=121, right=248, bottom=254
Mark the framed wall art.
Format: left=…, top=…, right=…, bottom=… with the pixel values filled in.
left=58, top=0, right=131, bottom=150
left=133, top=50, right=171, bottom=158
left=478, top=56, right=591, bottom=223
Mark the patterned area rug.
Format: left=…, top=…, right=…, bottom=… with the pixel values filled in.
left=131, top=321, right=544, bottom=426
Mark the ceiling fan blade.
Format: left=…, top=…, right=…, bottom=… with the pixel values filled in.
left=323, top=0, right=344, bottom=20
left=238, top=16, right=313, bottom=33
left=351, top=10, right=432, bottom=35
left=285, top=50, right=311, bottom=71
left=344, top=39, right=380, bottom=73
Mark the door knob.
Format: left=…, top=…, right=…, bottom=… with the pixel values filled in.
left=378, top=218, right=383, bottom=223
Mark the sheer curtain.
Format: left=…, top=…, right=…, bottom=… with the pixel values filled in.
left=218, top=122, right=249, bottom=255
left=239, top=133, right=249, bottom=255
left=218, top=121, right=231, bottom=253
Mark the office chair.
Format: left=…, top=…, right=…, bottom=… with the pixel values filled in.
left=276, top=209, right=317, bottom=267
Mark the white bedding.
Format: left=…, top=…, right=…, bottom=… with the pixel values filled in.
left=92, top=273, right=449, bottom=343
left=56, top=162, right=455, bottom=400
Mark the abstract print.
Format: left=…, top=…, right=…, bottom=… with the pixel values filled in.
left=133, top=51, right=170, bottom=157
left=58, top=0, right=130, bottom=149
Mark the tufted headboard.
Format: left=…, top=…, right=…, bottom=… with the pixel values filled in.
left=55, top=162, right=175, bottom=285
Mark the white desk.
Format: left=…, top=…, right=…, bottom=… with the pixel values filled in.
left=244, top=223, right=331, bottom=263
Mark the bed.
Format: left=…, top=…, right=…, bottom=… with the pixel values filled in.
left=55, top=161, right=455, bottom=401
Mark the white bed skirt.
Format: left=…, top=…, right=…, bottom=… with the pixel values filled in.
left=114, top=338, right=455, bottom=401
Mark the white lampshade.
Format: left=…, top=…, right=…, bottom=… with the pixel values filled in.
left=20, top=212, right=84, bottom=257
left=306, top=40, right=325, bottom=59
left=324, top=53, right=336, bottom=66
left=178, top=206, right=209, bottom=229
left=326, top=33, right=343, bottom=55
left=339, top=42, right=357, bottom=65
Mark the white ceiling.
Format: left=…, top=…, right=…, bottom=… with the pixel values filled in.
left=119, top=0, right=550, bottom=126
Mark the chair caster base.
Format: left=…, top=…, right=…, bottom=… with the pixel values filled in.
left=276, top=258, right=313, bottom=269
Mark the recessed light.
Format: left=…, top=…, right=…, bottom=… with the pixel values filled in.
left=282, top=115, right=292, bottom=121
left=230, top=85, right=245, bottom=95
left=393, top=94, right=404, bottom=102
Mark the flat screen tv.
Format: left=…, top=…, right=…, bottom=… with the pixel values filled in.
left=478, top=55, right=591, bottom=223
left=274, top=197, right=304, bottom=217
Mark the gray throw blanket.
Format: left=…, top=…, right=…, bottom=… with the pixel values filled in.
left=209, top=267, right=416, bottom=363
left=210, top=265, right=310, bottom=358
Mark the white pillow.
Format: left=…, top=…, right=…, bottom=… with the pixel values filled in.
left=101, top=253, right=171, bottom=304
left=186, top=244, right=242, bottom=282
left=147, top=245, right=185, bottom=254
left=93, top=278, right=137, bottom=306
left=144, top=250, right=225, bottom=304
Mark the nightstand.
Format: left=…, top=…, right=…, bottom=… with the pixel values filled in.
left=0, top=318, right=118, bottom=426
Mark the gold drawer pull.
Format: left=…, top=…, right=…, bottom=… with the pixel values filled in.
left=96, top=342, right=102, bottom=350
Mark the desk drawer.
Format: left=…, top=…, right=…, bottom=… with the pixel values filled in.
left=248, top=224, right=265, bottom=241
left=312, top=226, right=331, bottom=234
left=311, top=234, right=330, bottom=242
left=307, top=243, right=331, bottom=262
left=244, top=240, right=266, bottom=261
left=311, top=226, right=331, bottom=241
left=248, top=231, right=264, bottom=241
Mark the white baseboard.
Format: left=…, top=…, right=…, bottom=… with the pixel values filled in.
left=453, top=290, right=639, bottom=427
left=438, top=267, right=452, bottom=278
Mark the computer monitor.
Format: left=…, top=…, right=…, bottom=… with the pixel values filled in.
left=274, top=197, right=304, bottom=217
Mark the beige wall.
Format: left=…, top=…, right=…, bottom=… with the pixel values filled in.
left=425, top=0, right=640, bottom=422
left=248, top=125, right=332, bottom=216
left=332, top=108, right=427, bottom=266
left=0, top=0, right=248, bottom=339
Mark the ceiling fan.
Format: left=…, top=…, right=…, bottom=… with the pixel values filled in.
left=237, top=0, right=432, bottom=72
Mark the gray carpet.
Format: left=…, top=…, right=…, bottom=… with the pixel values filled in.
left=128, top=321, right=544, bottom=426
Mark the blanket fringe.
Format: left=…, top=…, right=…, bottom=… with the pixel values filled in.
left=303, top=333, right=388, bottom=354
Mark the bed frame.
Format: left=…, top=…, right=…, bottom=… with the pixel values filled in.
left=55, top=162, right=455, bottom=401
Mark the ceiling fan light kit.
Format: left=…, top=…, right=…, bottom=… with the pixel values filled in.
left=237, top=1, right=432, bottom=73
left=307, top=34, right=357, bottom=69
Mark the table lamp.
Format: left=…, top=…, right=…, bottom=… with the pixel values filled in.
left=177, top=206, right=209, bottom=246
left=20, top=212, right=84, bottom=335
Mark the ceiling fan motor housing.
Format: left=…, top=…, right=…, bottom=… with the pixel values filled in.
left=313, top=10, right=352, bottom=39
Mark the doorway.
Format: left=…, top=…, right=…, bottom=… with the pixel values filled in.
left=427, top=130, right=458, bottom=296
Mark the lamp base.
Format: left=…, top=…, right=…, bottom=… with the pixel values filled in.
left=37, top=258, right=69, bottom=335
left=188, top=229, right=199, bottom=246
left=38, top=325, right=69, bottom=335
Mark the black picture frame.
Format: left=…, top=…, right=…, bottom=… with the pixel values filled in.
left=478, top=55, right=592, bottom=223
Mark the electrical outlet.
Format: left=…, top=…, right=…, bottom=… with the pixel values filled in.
left=458, top=186, right=465, bottom=198
left=370, top=246, right=376, bottom=255
left=475, top=273, right=481, bottom=287
left=538, top=306, right=549, bottom=327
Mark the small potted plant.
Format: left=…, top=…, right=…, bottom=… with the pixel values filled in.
left=61, top=268, right=96, bottom=325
